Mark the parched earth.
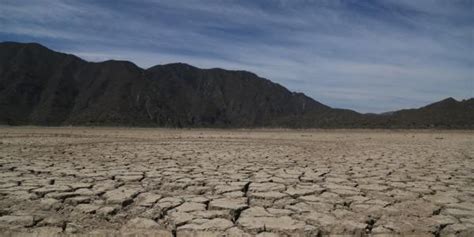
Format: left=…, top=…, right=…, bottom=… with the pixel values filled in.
left=0, top=128, right=473, bottom=237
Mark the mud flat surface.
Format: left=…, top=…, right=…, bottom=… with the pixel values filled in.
left=0, top=127, right=473, bottom=236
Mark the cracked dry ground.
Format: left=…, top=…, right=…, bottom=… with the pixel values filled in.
left=0, top=128, right=473, bottom=237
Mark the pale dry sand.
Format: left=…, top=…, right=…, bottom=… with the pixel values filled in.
left=0, top=127, right=473, bottom=236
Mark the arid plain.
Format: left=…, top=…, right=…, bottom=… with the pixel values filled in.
left=0, top=127, right=473, bottom=237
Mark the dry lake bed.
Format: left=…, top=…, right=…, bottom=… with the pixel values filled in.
left=0, top=127, right=473, bottom=236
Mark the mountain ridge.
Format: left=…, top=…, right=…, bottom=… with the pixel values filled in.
left=0, top=41, right=472, bottom=128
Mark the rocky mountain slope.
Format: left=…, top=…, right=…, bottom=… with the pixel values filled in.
left=0, top=42, right=472, bottom=128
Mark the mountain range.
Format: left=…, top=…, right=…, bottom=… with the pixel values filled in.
left=0, top=42, right=472, bottom=128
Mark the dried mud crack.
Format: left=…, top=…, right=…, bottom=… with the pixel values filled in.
left=0, top=127, right=473, bottom=236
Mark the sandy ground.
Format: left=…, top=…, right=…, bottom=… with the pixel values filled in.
left=0, top=127, right=473, bottom=237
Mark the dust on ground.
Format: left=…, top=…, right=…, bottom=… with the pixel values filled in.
left=0, top=127, right=473, bottom=236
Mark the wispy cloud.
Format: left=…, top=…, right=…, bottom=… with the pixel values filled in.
left=1, top=0, right=472, bottom=112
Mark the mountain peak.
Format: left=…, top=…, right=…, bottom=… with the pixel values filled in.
left=440, top=97, right=457, bottom=103
left=0, top=41, right=472, bottom=128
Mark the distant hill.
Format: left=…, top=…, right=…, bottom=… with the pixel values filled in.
left=0, top=42, right=472, bottom=128
left=368, top=97, right=474, bottom=128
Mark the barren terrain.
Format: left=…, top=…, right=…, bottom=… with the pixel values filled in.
left=0, top=127, right=473, bottom=236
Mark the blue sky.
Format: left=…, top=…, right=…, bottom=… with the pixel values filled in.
left=1, top=0, right=472, bottom=113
